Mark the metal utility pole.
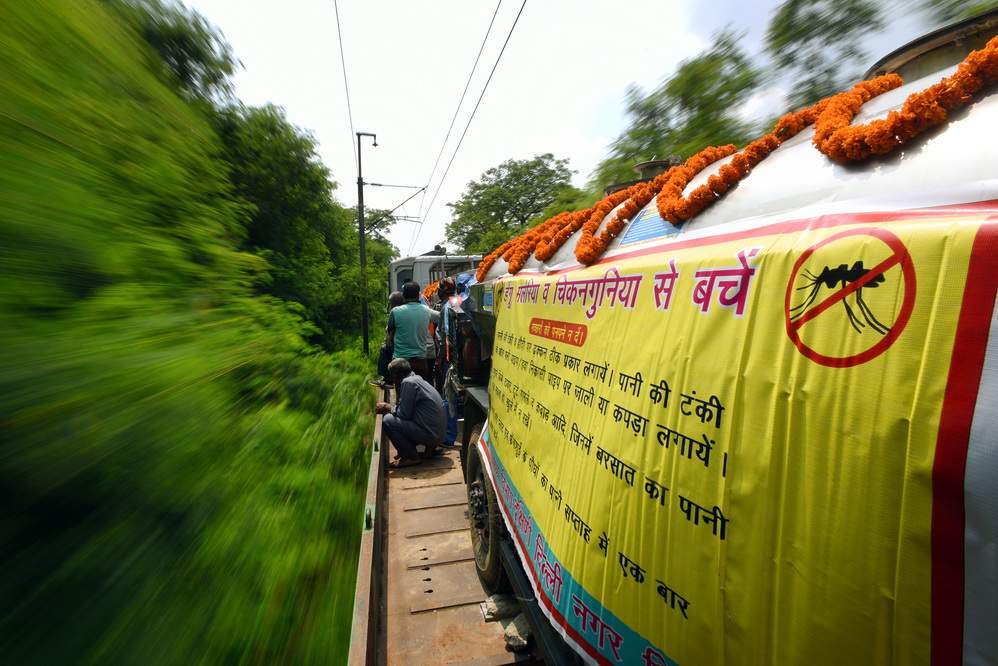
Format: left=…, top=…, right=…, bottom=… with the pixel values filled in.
left=356, top=131, right=377, bottom=355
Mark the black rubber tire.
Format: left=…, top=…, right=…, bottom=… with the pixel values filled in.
left=465, top=427, right=510, bottom=593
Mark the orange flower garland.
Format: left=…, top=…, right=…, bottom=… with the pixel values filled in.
left=535, top=208, right=593, bottom=261
left=574, top=186, right=641, bottom=264
left=473, top=38, right=997, bottom=280
left=422, top=280, right=440, bottom=302
left=506, top=214, right=570, bottom=273
left=572, top=170, right=679, bottom=265
left=474, top=214, right=571, bottom=280
left=653, top=145, right=737, bottom=224
left=652, top=75, right=902, bottom=227
left=475, top=238, right=516, bottom=282
left=815, top=36, right=998, bottom=161
left=531, top=210, right=575, bottom=260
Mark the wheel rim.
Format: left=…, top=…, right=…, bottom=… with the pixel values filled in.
left=469, top=469, right=490, bottom=560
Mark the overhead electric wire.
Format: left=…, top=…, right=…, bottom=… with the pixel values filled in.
left=417, top=0, right=503, bottom=221
left=333, top=0, right=358, bottom=174
left=416, top=188, right=427, bottom=220
left=383, top=187, right=426, bottom=218
left=408, top=0, right=528, bottom=256
left=367, top=186, right=428, bottom=228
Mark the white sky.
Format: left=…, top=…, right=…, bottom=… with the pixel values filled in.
left=187, top=0, right=929, bottom=257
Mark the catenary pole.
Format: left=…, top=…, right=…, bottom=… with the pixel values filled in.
left=356, top=131, right=377, bottom=355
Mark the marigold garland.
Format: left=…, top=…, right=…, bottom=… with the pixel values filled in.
left=815, top=35, right=998, bottom=161
left=505, top=214, right=568, bottom=273
left=653, top=144, right=738, bottom=224
left=474, top=37, right=998, bottom=279
left=651, top=75, right=905, bottom=227
left=535, top=207, right=593, bottom=261
left=475, top=237, right=516, bottom=282
left=422, top=280, right=440, bottom=302
left=574, top=186, right=640, bottom=264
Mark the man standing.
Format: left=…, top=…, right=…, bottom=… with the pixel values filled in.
left=386, top=281, right=439, bottom=383
left=433, top=277, right=461, bottom=447
left=373, top=291, right=406, bottom=387
left=376, top=358, right=446, bottom=468
left=433, top=277, right=457, bottom=391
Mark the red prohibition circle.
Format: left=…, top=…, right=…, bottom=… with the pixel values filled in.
left=783, top=227, right=917, bottom=368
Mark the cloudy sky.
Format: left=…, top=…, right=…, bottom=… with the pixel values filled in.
left=187, top=0, right=928, bottom=257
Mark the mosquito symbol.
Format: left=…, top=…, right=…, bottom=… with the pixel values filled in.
left=790, top=261, right=891, bottom=334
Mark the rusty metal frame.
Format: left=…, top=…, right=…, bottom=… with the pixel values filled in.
left=348, top=389, right=389, bottom=665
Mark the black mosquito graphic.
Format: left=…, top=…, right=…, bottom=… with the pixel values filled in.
left=790, top=260, right=891, bottom=334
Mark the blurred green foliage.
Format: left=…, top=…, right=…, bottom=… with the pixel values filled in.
left=765, top=0, right=884, bottom=107
left=921, top=0, right=998, bottom=21
left=214, top=104, right=396, bottom=349
left=764, top=0, right=996, bottom=109
left=1, top=1, right=378, bottom=663
left=116, top=0, right=396, bottom=351
left=593, top=30, right=762, bottom=189
left=112, top=0, right=238, bottom=103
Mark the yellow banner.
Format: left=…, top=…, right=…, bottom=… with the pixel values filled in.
left=481, top=212, right=985, bottom=665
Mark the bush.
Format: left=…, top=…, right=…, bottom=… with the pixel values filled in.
left=1, top=3, right=371, bottom=663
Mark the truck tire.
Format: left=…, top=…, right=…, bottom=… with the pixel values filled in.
left=465, top=427, right=510, bottom=593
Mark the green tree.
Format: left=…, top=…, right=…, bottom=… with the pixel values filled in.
left=215, top=104, right=365, bottom=348
left=446, top=153, right=574, bottom=253
left=765, top=0, right=884, bottom=108
left=918, top=0, right=998, bottom=22
left=356, top=206, right=399, bottom=244
left=593, top=31, right=761, bottom=188
left=528, top=184, right=595, bottom=226
left=340, top=206, right=399, bottom=335
left=110, top=0, right=236, bottom=102
left=112, top=1, right=396, bottom=348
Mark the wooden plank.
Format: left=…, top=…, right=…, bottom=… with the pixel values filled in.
left=402, top=479, right=464, bottom=490
left=447, top=655, right=535, bottom=666
left=406, top=554, right=474, bottom=569
left=401, top=482, right=467, bottom=511
left=409, top=588, right=486, bottom=614
left=404, top=529, right=474, bottom=569
left=401, top=503, right=469, bottom=538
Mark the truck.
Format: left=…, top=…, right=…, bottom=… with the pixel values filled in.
left=352, top=13, right=998, bottom=665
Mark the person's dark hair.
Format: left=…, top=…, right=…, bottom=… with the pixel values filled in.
left=388, top=291, right=405, bottom=309
left=437, top=277, right=456, bottom=297
left=402, top=281, right=420, bottom=301
left=387, top=357, right=412, bottom=381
